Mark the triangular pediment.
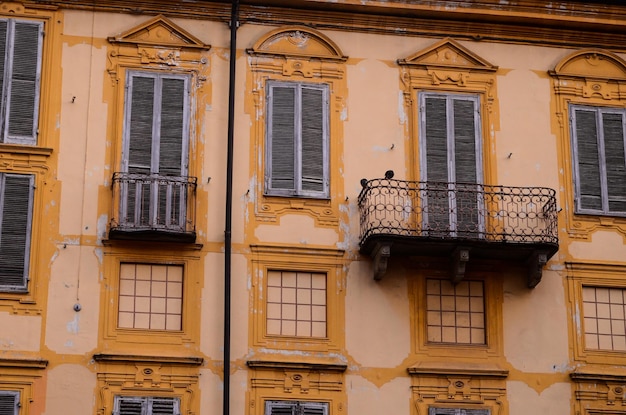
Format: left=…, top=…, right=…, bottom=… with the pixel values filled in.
left=398, top=38, right=496, bottom=72
left=552, top=49, right=626, bottom=80
left=248, top=26, right=346, bottom=61
left=108, top=15, right=209, bottom=50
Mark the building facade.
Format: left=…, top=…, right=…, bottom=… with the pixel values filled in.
left=0, top=1, right=625, bottom=414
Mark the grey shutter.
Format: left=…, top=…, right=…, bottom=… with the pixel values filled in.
left=301, top=86, right=325, bottom=193
left=265, top=401, right=328, bottom=415
left=0, top=21, right=7, bottom=140
left=127, top=75, right=155, bottom=175
left=424, top=96, right=451, bottom=234
left=150, top=397, right=178, bottom=415
left=573, top=108, right=603, bottom=211
left=114, top=397, right=179, bottom=415
left=6, top=20, right=41, bottom=143
left=429, top=409, right=490, bottom=415
left=158, top=77, right=185, bottom=177
left=269, top=85, right=296, bottom=192
left=452, top=98, right=480, bottom=235
left=0, top=173, right=33, bottom=290
left=0, top=391, right=18, bottom=415
left=602, top=111, right=626, bottom=213
left=117, top=398, right=144, bottom=415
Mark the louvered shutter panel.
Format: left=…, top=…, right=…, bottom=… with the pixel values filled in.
left=150, top=397, right=178, bottom=415
left=602, top=111, right=626, bottom=213
left=269, top=85, right=296, bottom=192
left=0, top=392, right=18, bottom=415
left=158, top=77, right=185, bottom=177
left=429, top=409, right=490, bottom=415
left=0, top=21, right=7, bottom=139
left=266, top=401, right=294, bottom=415
left=300, top=86, right=325, bottom=193
left=424, top=96, right=450, bottom=233
left=452, top=98, right=480, bottom=235
left=127, top=75, right=155, bottom=175
left=0, top=174, right=32, bottom=290
left=573, top=108, right=603, bottom=211
left=301, top=402, right=328, bottom=415
left=6, top=21, right=41, bottom=144
left=116, top=397, right=144, bottom=415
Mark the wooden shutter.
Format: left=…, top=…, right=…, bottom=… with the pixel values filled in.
left=300, top=86, right=326, bottom=193
left=127, top=74, right=156, bottom=175
left=114, top=396, right=179, bottom=415
left=0, top=391, right=18, bottom=415
left=158, top=77, right=186, bottom=177
left=268, top=84, right=296, bottom=192
left=573, top=107, right=603, bottom=211
left=428, top=408, right=490, bottom=415
left=6, top=20, right=42, bottom=144
left=0, top=173, right=33, bottom=290
left=265, top=401, right=328, bottom=415
left=601, top=111, right=626, bottom=213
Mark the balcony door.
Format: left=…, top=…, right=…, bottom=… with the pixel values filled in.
left=120, top=71, right=190, bottom=230
left=419, top=92, right=484, bottom=237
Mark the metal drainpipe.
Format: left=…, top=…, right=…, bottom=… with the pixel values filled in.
left=224, top=2, right=238, bottom=415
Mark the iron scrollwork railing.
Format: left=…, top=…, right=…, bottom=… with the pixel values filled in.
left=358, top=178, right=558, bottom=246
left=111, top=172, right=197, bottom=235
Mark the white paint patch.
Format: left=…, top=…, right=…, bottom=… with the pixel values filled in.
left=397, top=92, right=407, bottom=124
left=340, top=107, right=348, bottom=121
left=66, top=314, right=80, bottom=334
left=97, top=214, right=108, bottom=240
left=94, top=247, right=103, bottom=265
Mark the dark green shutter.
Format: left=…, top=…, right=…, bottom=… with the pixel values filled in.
left=0, top=392, right=18, bottom=415
left=0, top=174, right=32, bottom=290
left=574, top=108, right=603, bottom=211
left=602, top=111, right=626, bottom=213
left=269, top=85, right=296, bottom=192
left=301, top=87, right=324, bottom=192
left=7, top=21, right=41, bottom=142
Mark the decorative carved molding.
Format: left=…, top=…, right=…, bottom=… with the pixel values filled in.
left=572, top=366, right=626, bottom=410
left=248, top=359, right=345, bottom=394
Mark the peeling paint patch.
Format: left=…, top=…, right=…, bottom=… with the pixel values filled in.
left=66, top=314, right=80, bottom=334
left=97, top=214, right=108, bottom=240
left=340, top=106, right=348, bottom=121
left=397, top=91, right=407, bottom=124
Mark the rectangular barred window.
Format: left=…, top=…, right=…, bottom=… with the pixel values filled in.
left=426, top=278, right=485, bottom=345
left=583, top=286, right=626, bottom=351
left=118, top=263, right=183, bottom=331
left=266, top=270, right=327, bottom=338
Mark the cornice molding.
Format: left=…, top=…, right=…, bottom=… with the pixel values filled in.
left=0, top=357, right=48, bottom=369
left=93, top=353, right=204, bottom=366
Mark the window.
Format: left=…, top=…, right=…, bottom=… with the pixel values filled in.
left=266, top=270, right=327, bottom=338
left=0, top=391, right=19, bottom=415
left=265, top=81, right=329, bottom=198
left=570, top=105, right=626, bottom=216
left=582, top=285, right=626, bottom=351
left=0, top=19, right=42, bottom=145
left=419, top=93, right=483, bottom=236
left=265, top=401, right=328, bottom=415
left=113, top=396, right=180, bottom=415
left=118, top=71, right=191, bottom=230
left=0, top=173, right=33, bottom=292
left=425, top=279, right=485, bottom=345
left=118, top=263, right=183, bottom=331
left=429, top=408, right=489, bottom=415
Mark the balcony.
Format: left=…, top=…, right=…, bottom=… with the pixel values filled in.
left=109, top=173, right=197, bottom=243
left=358, top=173, right=559, bottom=287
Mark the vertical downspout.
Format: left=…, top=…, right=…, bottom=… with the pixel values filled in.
left=224, top=2, right=238, bottom=415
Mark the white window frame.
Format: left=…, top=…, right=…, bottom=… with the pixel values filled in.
left=0, top=172, right=34, bottom=292
left=265, top=400, right=329, bottom=415
left=418, top=92, right=484, bottom=236
left=0, top=391, right=19, bottom=415
left=570, top=104, right=626, bottom=216
left=265, top=81, right=330, bottom=199
left=0, top=18, right=43, bottom=145
left=113, top=396, right=180, bottom=415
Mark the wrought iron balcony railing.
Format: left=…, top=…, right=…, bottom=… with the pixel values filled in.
left=358, top=176, right=559, bottom=286
left=110, top=173, right=197, bottom=242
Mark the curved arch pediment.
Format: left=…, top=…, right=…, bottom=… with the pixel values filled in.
left=248, top=26, right=346, bottom=61
left=553, top=49, right=626, bottom=80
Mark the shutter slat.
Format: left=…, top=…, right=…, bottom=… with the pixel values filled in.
left=453, top=98, right=479, bottom=235
left=269, top=85, right=296, bottom=191
left=574, top=108, right=603, bottom=211
left=0, top=174, right=32, bottom=289
left=424, top=97, right=450, bottom=232
left=0, top=21, right=8, bottom=136
left=7, top=21, right=40, bottom=142
left=301, top=87, right=324, bottom=192
left=0, top=392, right=18, bottom=415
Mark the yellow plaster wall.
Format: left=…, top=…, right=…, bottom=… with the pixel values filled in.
left=45, top=364, right=97, bottom=414
left=506, top=381, right=571, bottom=415
left=346, top=375, right=411, bottom=414
left=0, top=313, right=41, bottom=351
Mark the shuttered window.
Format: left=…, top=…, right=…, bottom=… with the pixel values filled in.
left=265, top=81, right=329, bottom=198
left=428, top=408, right=489, bottom=415
left=119, top=71, right=190, bottom=229
left=0, top=173, right=33, bottom=292
left=419, top=93, right=483, bottom=236
left=0, top=19, right=42, bottom=145
left=265, top=400, right=328, bottom=415
left=570, top=105, right=626, bottom=215
left=113, top=396, right=180, bottom=415
left=0, top=391, right=19, bottom=415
